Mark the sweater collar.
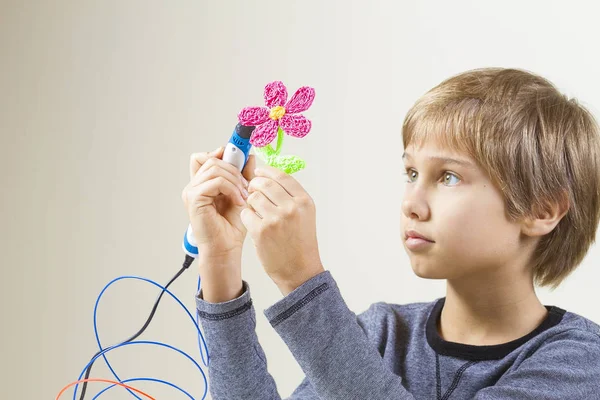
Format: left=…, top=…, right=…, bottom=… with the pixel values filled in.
left=426, top=297, right=566, bottom=361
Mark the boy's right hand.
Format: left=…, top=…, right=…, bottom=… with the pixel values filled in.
left=181, top=147, right=255, bottom=300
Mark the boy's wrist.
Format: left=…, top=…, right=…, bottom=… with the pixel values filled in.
left=275, top=266, right=326, bottom=297
left=200, top=280, right=244, bottom=303
left=198, top=257, right=244, bottom=303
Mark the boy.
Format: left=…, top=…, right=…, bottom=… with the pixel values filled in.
left=182, top=67, right=600, bottom=399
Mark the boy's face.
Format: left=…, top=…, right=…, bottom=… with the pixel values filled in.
left=401, top=140, right=527, bottom=281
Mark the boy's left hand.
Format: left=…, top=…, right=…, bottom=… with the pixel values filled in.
left=240, top=165, right=325, bottom=296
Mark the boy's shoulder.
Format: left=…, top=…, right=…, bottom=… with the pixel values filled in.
left=358, top=297, right=439, bottom=322
left=356, top=298, right=439, bottom=339
left=561, top=308, right=600, bottom=338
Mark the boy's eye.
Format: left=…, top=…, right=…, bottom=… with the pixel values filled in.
left=403, top=169, right=461, bottom=186
left=404, top=169, right=418, bottom=183
left=442, top=172, right=461, bottom=186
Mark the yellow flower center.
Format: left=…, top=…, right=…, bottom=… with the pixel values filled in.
left=269, top=106, right=286, bottom=120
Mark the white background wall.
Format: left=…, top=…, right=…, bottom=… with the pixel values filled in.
left=1, top=1, right=599, bottom=398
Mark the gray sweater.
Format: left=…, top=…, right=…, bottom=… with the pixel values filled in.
left=195, top=270, right=600, bottom=399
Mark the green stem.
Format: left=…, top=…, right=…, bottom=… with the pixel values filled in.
left=274, top=126, right=284, bottom=155
left=254, top=126, right=285, bottom=164
left=256, top=144, right=275, bottom=159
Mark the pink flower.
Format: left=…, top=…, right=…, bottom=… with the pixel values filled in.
left=238, top=81, right=315, bottom=147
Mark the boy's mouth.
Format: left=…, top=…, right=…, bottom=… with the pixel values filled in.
left=405, top=229, right=434, bottom=242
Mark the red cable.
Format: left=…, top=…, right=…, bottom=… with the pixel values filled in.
left=56, top=378, right=155, bottom=400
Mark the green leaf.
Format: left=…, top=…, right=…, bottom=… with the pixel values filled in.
left=254, top=144, right=277, bottom=161
left=270, top=154, right=306, bottom=174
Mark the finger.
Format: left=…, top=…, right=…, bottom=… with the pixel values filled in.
left=242, top=154, right=256, bottom=182
left=246, top=190, right=277, bottom=217
left=254, top=165, right=305, bottom=197
left=190, top=147, right=224, bottom=180
left=195, top=157, right=248, bottom=188
left=198, top=156, right=247, bottom=184
left=192, top=162, right=248, bottom=200
left=240, top=207, right=262, bottom=232
left=246, top=202, right=262, bottom=219
left=248, top=177, right=290, bottom=207
left=188, top=176, right=246, bottom=208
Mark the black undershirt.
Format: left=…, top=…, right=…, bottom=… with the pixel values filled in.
left=426, top=297, right=566, bottom=361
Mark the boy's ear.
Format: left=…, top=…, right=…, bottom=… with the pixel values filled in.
left=521, top=190, right=570, bottom=237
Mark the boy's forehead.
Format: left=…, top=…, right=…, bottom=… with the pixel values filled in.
left=403, top=143, right=477, bottom=169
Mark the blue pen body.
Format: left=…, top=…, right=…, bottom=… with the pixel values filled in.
left=183, top=124, right=255, bottom=258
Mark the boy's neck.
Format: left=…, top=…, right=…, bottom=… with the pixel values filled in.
left=439, top=266, right=548, bottom=346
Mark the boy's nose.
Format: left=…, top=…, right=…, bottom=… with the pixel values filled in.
left=401, top=189, right=431, bottom=221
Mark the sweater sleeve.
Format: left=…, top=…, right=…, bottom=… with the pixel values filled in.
left=473, top=328, right=600, bottom=399
left=195, top=280, right=282, bottom=400
left=263, top=270, right=415, bottom=400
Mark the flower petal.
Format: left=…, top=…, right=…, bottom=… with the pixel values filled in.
left=280, top=114, right=312, bottom=138
left=264, top=81, right=288, bottom=108
left=285, top=86, right=315, bottom=114
left=250, top=119, right=279, bottom=147
left=238, top=106, right=270, bottom=126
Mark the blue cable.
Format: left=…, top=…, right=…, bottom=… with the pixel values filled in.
left=72, top=275, right=211, bottom=400
left=92, top=277, right=204, bottom=399
left=91, top=377, right=194, bottom=400
left=75, top=341, right=205, bottom=399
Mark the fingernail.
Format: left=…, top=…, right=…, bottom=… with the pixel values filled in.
left=242, top=188, right=249, bottom=199
left=241, top=176, right=249, bottom=187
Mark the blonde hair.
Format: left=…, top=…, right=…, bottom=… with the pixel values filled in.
left=402, top=67, right=600, bottom=289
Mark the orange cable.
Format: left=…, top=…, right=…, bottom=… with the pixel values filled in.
left=56, top=378, right=155, bottom=400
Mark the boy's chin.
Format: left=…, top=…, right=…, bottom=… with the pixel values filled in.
left=410, top=262, right=448, bottom=280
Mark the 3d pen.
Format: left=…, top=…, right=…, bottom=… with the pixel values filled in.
left=182, top=123, right=255, bottom=258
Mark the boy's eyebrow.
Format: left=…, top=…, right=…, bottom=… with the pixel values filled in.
left=402, top=152, right=476, bottom=169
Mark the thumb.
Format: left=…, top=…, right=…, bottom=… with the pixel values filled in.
left=212, top=146, right=225, bottom=159
left=242, top=154, right=256, bottom=182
